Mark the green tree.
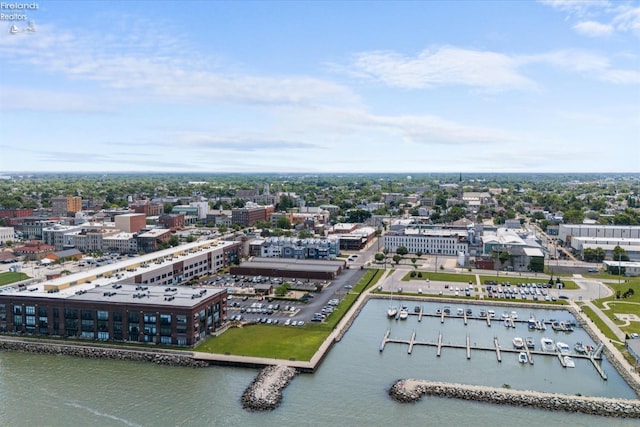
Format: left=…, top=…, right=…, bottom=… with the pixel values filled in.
left=374, top=253, right=385, bottom=262
left=298, top=229, right=313, bottom=239
left=276, top=216, right=292, bottom=229
left=613, top=245, right=630, bottom=261
left=396, top=246, right=408, bottom=256
left=392, top=254, right=402, bottom=265
left=163, top=203, right=173, bottom=214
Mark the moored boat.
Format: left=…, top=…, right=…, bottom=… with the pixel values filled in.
left=465, top=308, right=472, bottom=316
left=528, top=315, right=537, bottom=329
left=399, top=306, right=409, bottom=320
left=387, top=306, right=398, bottom=318
left=541, top=337, right=556, bottom=352
left=574, top=342, right=586, bottom=354
left=563, top=355, right=576, bottom=368
left=518, top=352, right=528, bottom=364
left=512, top=337, right=525, bottom=349
left=556, top=341, right=571, bottom=355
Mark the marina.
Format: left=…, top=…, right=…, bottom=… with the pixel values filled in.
left=382, top=301, right=611, bottom=380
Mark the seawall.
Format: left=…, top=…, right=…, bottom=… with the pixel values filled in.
left=0, top=337, right=207, bottom=367
left=389, top=379, right=640, bottom=418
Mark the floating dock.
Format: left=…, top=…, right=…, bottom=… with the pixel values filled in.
left=379, top=330, right=605, bottom=376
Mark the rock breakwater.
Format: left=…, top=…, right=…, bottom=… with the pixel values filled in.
left=0, top=338, right=208, bottom=367
left=389, top=379, right=640, bottom=418
left=242, top=365, right=298, bottom=411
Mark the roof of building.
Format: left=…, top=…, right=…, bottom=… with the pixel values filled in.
left=239, top=257, right=344, bottom=273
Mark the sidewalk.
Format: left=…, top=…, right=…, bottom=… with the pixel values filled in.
left=580, top=300, right=626, bottom=341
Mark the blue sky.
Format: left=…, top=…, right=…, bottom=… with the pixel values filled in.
left=1, top=0, right=639, bottom=173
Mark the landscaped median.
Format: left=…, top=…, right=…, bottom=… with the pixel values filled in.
left=194, top=269, right=384, bottom=361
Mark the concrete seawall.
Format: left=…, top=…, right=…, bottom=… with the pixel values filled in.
left=0, top=337, right=207, bottom=367
left=389, top=379, right=640, bottom=418
left=241, top=365, right=297, bottom=411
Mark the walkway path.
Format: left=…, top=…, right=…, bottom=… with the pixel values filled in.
left=579, top=300, right=627, bottom=341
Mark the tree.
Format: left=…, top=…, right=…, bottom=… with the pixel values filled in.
left=396, top=246, right=408, bottom=256
left=374, top=253, right=385, bottom=262
left=411, top=257, right=417, bottom=269
left=276, top=217, right=292, bottom=230
left=415, top=250, right=423, bottom=258
left=163, top=203, right=173, bottom=214
left=169, top=235, right=179, bottom=247
left=392, top=254, right=402, bottom=265
left=346, top=209, right=372, bottom=223
left=298, top=229, right=313, bottom=239
left=612, top=245, right=630, bottom=262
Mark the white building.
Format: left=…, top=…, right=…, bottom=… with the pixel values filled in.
left=0, top=227, right=15, bottom=245
left=558, top=224, right=640, bottom=244
left=383, top=227, right=469, bottom=256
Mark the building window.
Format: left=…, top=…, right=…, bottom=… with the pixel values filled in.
left=13, top=305, right=22, bottom=315
left=97, top=310, right=108, bottom=321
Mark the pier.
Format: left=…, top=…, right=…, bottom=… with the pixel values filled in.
left=463, top=310, right=468, bottom=325
left=379, top=330, right=609, bottom=376
left=494, top=337, right=501, bottom=362
left=418, top=307, right=423, bottom=322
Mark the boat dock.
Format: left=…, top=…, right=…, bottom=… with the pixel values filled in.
left=379, top=330, right=607, bottom=377
left=418, top=307, right=423, bottom=322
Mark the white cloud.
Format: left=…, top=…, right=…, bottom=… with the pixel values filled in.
left=612, top=6, right=640, bottom=34
left=342, top=46, right=535, bottom=91
left=0, top=23, right=358, bottom=110
left=573, top=20, right=614, bottom=36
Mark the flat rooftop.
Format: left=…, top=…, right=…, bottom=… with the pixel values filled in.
left=1, top=239, right=237, bottom=297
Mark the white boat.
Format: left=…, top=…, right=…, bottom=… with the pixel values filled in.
left=528, top=315, right=537, bottom=329
left=518, top=352, right=528, bottom=364
left=541, top=337, right=556, bottom=352
left=510, top=311, right=518, bottom=319
left=512, top=337, right=525, bottom=349
left=574, top=342, right=586, bottom=354
left=387, top=293, right=397, bottom=318
left=456, top=308, right=464, bottom=316
left=399, top=307, right=409, bottom=320
left=501, top=311, right=509, bottom=319
left=487, top=310, right=496, bottom=318
left=387, top=305, right=398, bottom=318
left=556, top=342, right=571, bottom=355
left=563, top=355, right=576, bottom=368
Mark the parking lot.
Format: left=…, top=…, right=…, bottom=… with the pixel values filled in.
left=201, top=268, right=366, bottom=326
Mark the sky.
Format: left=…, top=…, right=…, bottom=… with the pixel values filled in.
left=0, top=0, right=639, bottom=174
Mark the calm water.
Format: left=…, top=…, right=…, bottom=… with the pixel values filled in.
left=0, top=299, right=637, bottom=427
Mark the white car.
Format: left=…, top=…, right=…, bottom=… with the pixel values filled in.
left=284, top=319, right=291, bottom=326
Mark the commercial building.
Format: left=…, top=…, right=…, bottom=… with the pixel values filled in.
left=136, top=229, right=172, bottom=253
left=0, top=227, right=15, bottom=245
left=249, top=237, right=340, bottom=259
left=51, top=196, right=82, bottom=217
left=232, top=205, right=274, bottom=227
left=230, top=257, right=344, bottom=280
left=159, top=213, right=185, bottom=231
left=114, top=213, right=147, bottom=234
left=383, top=227, right=470, bottom=256
left=132, top=202, right=164, bottom=217
left=558, top=224, right=640, bottom=244
left=0, top=208, right=34, bottom=219
left=0, top=239, right=242, bottom=346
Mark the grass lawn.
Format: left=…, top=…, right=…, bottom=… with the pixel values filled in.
left=581, top=305, right=619, bottom=342
left=593, top=278, right=640, bottom=337
left=402, top=271, right=475, bottom=283
left=0, top=272, right=29, bottom=286
left=194, top=325, right=328, bottom=360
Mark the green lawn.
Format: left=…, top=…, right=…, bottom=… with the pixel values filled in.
left=581, top=305, right=619, bottom=342
left=593, top=278, right=640, bottom=337
left=0, top=272, right=29, bottom=286
left=194, top=325, right=328, bottom=360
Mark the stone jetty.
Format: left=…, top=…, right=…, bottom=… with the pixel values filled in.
left=0, top=338, right=208, bottom=367
left=389, top=379, right=640, bottom=418
left=242, top=365, right=298, bottom=411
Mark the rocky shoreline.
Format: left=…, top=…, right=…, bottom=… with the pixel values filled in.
left=389, top=379, right=640, bottom=418
left=241, top=365, right=298, bottom=411
left=0, top=338, right=208, bottom=367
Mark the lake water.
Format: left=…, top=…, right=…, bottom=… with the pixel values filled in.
left=0, top=299, right=637, bottom=426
